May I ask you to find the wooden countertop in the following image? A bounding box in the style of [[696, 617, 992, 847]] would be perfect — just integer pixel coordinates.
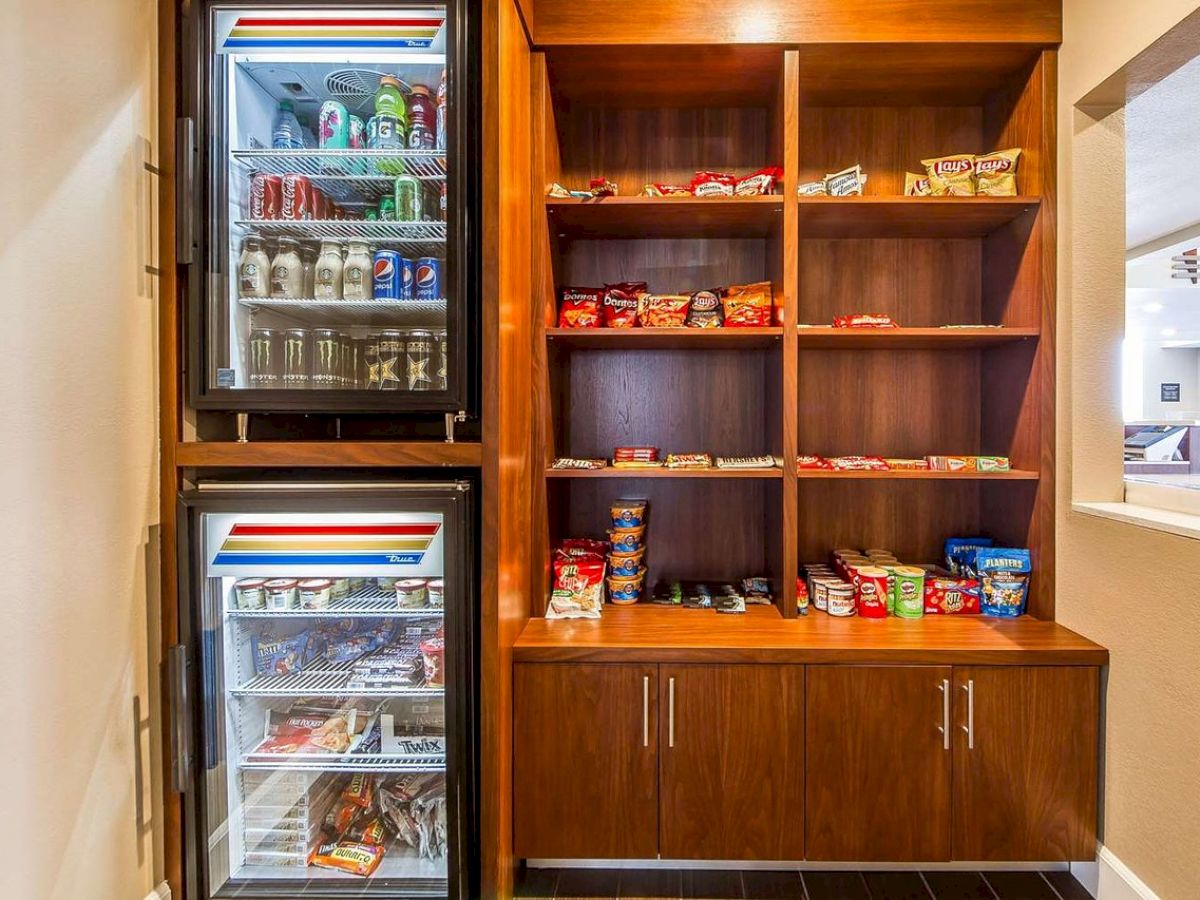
[[514, 605, 1108, 665]]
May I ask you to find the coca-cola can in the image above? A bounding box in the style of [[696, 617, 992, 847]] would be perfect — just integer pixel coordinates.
[[334, 205, 346, 221], [250, 173, 282, 220], [312, 186, 330, 221], [281, 173, 312, 220]]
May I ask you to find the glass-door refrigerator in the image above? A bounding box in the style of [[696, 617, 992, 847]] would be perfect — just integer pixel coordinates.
[[181, 2, 477, 413], [172, 481, 475, 898]]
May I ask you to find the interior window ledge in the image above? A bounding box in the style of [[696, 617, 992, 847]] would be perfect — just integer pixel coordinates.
[[1072, 500, 1200, 542]]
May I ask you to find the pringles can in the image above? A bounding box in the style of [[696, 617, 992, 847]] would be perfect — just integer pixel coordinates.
[[855, 567, 890, 618], [893, 566, 927, 619]]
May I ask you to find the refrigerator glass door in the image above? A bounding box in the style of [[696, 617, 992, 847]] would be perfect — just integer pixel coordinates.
[[200, 4, 465, 410], [193, 505, 457, 896]]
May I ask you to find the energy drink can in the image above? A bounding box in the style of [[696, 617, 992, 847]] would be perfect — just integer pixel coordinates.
[[376, 329, 405, 391], [405, 329, 433, 391], [311, 329, 341, 389]]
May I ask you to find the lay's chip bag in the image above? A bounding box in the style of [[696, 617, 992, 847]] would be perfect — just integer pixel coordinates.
[[974, 148, 1022, 196]]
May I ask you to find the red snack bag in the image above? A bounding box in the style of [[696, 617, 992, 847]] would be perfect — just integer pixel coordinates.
[[721, 281, 773, 327], [549, 553, 606, 619], [924, 577, 982, 614], [796, 455, 833, 469], [557, 286, 603, 328], [832, 313, 899, 328], [640, 294, 691, 327], [602, 282, 647, 328], [643, 183, 693, 197], [587, 177, 618, 197], [690, 171, 737, 197], [343, 772, 375, 809], [310, 841, 386, 877], [558, 538, 609, 560], [734, 166, 783, 196], [613, 446, 660, 461]]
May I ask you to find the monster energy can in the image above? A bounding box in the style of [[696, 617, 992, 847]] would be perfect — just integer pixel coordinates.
[[338, 333, 353, 387], [377, 329, 405, 391], [248, 327, 282, 388], [312, 329, 341, 389], [432, 328, 448, 390], [282, 328, 311, 389], [405, 329, 433, 391]]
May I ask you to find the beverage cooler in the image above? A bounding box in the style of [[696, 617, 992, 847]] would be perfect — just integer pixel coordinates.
[[181, 2, 477, 412], [172, 481, 475, 898]]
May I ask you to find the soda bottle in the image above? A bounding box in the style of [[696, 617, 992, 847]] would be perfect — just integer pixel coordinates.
[[272, 100, 305, 150], [436, 69, 447, 151], [407, 85, 436, 150]]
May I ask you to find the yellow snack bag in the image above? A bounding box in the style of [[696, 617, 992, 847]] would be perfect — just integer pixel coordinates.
[[974, 148, 1022, 196], [921, 154, 976, 196], [904, 172, 932, 197]]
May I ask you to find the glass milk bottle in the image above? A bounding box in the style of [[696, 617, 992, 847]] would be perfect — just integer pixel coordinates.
[[268, 237, 303, 298], [342, 239, 373, 300], [314, 239, 344, 300], [237, 233, 269, 298]]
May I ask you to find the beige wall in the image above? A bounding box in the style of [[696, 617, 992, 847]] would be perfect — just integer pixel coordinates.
[[0, 0, 161, 898], [1059, 3, 1200, 898]]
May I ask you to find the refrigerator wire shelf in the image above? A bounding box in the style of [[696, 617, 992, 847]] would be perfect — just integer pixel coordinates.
[[229, 586, 446, 619], [232, 148, 447, 181], [238, 297, 447, 329], [233, 659, 445, 698], [240, 752, 446, 774], [236, 219, 446, 255]]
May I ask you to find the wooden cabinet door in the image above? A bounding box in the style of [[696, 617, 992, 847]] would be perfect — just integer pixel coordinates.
[[953, 666, 1099, 861], [658, 664, 804, 860], [513, 663, 658, 859], [806, 665, 953, 861]]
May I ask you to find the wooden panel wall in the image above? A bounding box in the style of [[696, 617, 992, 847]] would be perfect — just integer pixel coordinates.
[[527, 0, 1062, 46], [480, 0, 536, 898]]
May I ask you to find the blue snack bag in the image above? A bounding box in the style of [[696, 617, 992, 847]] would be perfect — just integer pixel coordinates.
[[944, 536, 993, 576], [976, 548, 1032, 618]]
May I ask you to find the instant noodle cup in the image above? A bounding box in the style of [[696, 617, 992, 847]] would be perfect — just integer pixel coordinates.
[[607, 570, 646, 604], [607, 549, 645, 577], [609, 526, 646, 553], [610, 498, 648, 528]]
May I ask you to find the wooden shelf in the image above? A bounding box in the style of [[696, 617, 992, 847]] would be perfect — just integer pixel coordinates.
[[546, 196, 784, 240], [547, 467, 782, 479], [175, 441, 482, 468], [547, 327, 783, 349], [796, 326, 1039, 350], [797, 196, 1039, 238], [514, 605, 1108, 666], [796, 469, 1039, 480]]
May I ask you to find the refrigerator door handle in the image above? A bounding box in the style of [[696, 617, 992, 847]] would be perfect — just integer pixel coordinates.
[[167, 644, 191, 793], [175, 117, 195, 264]]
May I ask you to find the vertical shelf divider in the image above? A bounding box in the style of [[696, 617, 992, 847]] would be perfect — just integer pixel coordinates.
[[780, 50, 801, 618]]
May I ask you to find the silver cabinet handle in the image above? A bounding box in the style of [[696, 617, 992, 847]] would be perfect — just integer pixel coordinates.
[[961, 679, 975, 749], [642, 675, 649, 747], [938, 678, 950, 750], [668, 676, 675, 748]]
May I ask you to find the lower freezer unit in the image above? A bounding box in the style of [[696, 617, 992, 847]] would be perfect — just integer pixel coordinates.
[[174, 481, 474, 898]]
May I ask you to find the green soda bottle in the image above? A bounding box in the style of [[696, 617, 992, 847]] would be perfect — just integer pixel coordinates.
[[374, 75, 408, 174]]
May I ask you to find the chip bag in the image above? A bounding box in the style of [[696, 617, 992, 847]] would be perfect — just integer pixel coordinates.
[[685, 290, 723, 327], [734, 166, 783, 196], [601, 282, 646, 328], [640, 294, 691, 327], [974, 148, 1022, 196], [548, 552, 605, 619], [922, 154, 976, 196], [721, 281, 773, 327], [976, 548, 1032, 618], [557, 286, 603, 328], [904, 172, 932, 196]]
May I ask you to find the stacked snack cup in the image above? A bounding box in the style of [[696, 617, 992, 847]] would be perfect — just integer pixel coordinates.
[[607, 498, 648, 604]]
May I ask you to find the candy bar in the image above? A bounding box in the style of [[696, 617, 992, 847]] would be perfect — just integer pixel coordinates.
[[832, 313, 899, 328], [664, 453, 713, 469], [642, 183, 692, 197], [715, 455, 777, 469], [551, 457, 608, 469], [829, 456, 889, 471], [690, 171, 737, 196], [798, 180, 827, 196]]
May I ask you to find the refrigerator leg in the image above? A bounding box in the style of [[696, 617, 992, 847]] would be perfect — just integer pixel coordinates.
[[236, 412, 249, 443], [444, 411, 468, 443]]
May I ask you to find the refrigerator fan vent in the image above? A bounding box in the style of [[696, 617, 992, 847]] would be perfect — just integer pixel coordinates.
[[324, 69, 412, 113]]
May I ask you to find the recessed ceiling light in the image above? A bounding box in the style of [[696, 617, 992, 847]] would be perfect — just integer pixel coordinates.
[[1144, 302, 1164, 313], [1161, 327, 1178, 337]]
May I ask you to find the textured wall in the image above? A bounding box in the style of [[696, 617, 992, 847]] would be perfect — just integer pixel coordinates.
[[1058, 2, 1200, 898], [0, 0, 161, 897]]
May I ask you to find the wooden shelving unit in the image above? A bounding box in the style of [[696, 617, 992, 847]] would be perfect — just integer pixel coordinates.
[[531, 42, 1058, 623], [547, 467, 782, 479], [175, 440, 483, 468]]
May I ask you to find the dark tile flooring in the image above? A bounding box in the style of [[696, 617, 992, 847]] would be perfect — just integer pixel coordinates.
[[514, 867, 1093, 900]]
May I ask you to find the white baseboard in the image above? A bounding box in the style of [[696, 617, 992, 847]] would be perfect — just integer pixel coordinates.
[[143, 882, 171, 900], [1095, 846, 1160, 900]]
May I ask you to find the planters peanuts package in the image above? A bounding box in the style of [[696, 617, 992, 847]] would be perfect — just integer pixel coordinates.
[[976, 548, 1032, 618], [944, 536, 993, 577]]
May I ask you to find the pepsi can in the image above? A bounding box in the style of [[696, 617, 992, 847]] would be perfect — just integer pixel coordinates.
[[398, 256, 415, 300], [414, 257, 442, 301], [373, 249, 403, 300]]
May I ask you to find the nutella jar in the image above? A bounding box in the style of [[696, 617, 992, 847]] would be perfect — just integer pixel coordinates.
[[298, 578, 333, 610], [233, 578, 267, 610], [826, 581, 857, 617], [264, 578, 299, 610]]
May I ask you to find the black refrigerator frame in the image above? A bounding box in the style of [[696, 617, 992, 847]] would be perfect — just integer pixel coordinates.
[[178, 0, 481, 415], [173, 480, 477, 899]]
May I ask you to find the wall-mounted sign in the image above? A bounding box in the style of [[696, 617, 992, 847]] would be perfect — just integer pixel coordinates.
[[1161, 382, 1181, 402]]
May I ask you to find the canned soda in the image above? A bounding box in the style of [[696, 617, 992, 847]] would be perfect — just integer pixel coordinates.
[[436, 68, 447, 151], [363, 206, 379, 221], [398, 257, 415, 300], [282, 328, 311, 389], [377, 330, 405, 390], [349, 115, 365, 149], [249, 173, 282, 219], [318, 100, 350, 149], [364, 335, 381, 389], [433, 328, 447, 390], [379, 195, 397, 221], [339, 333, 352, 387], [414, 257, 441, 301], [280, 174, 311, 220], [248, 328, 282, 388], [394, 174, 422, 221], [405, 330, 433, 391], [439, 181, 447, 221], [350, 338, 369, 389], [312, 328, 341, 389], [373, 249, 404, 299], [311, 186, 329, 220]]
